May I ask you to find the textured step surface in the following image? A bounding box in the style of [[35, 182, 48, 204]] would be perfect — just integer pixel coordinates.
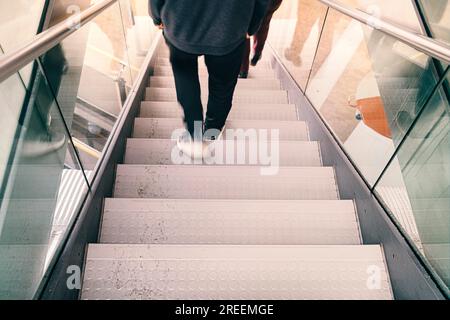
[[114, 165, 339, 200], [145, 87, 289, 104], [149, 76, 281, 90], [124, 139, 322, 166], [100, 199, 361, 245], [82, 41, 395, 301], [133, 118, 310, 141], [140, 101, 298, 121], [81, 244, 393, 300]]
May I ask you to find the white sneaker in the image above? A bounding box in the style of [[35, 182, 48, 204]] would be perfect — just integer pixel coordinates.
[[22, 131, 66, 158], [203, 127, 224, 142], [202, 127, 225, 161], [176, 131, 205, 160]]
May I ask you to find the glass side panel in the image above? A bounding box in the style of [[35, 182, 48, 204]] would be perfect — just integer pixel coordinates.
[[39, 2, 133, 172], [0, 65, 29, 192], [39, 0, 156, 172], [268, 0, 449, 295], [269, 0, 329, 89], [418, 0, 450, 44], [0, 0, 158, 300], [128, 0, 160, 72], [340, 0, 424, 32], [0, 65, 89, 300], [304, 8, 438, 185], [375, 73, 450, 292], [0, 1, 46, 55], [0, 1, 47, 172]]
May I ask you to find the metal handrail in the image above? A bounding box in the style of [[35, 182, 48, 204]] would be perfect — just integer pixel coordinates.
[[319, 0, 450, 64], [0, 0, 117, 83], [2, 0, 450, 83]]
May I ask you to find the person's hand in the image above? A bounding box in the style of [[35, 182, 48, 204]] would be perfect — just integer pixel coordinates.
[[158, 23, 164, 30]]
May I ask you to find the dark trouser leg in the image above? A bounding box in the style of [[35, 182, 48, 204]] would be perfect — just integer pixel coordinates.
[[254, 0, 283, 54], [167, 41, 203, 138], [204, 41, 246, 131], [26, 45, 66, 137], [240, 37, 251, 74]]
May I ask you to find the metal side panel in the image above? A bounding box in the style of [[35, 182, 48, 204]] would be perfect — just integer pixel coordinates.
[[113, 165, 339, 200], [100, 199, 361, 245], [149, 76, 281, 90], [132, 118, 310, 141], [145, 88, 289, 104], [81, 244, 393, 300], [124, 139, 322, 167]]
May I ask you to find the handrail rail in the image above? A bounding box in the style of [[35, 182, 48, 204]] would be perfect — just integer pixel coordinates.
[[319, 0, 450, 64], [0, 0, 117, 83], [2, 0, 449, 84]]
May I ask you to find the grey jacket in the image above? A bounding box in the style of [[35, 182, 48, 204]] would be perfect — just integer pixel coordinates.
[[149, 0, 270, 55]]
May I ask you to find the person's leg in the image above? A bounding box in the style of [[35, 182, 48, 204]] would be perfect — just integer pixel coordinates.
[[204, 41, 246, 133], [239, 37, 251, 78], [22, 45, 68, 158], [167, 40, 203, 138], [285, 0, 323, 66], [253, 0, 283, 60]]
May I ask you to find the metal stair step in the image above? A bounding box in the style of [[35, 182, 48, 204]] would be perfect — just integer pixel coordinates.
[[149, 76, 281, 90], [124, 139, 322, 167], [145, 87, 289, 104], [153, 66, 275, 78], [100, 199, 361, 245], [132, 118, 310, 141], [139, 101, 297, 121], [113, 165, 339, 200], [79, 39, 396, 301], [81, 244, 393, 300]]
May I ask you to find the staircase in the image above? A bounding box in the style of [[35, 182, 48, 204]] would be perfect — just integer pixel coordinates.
[[81, 43, 394, 300]]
